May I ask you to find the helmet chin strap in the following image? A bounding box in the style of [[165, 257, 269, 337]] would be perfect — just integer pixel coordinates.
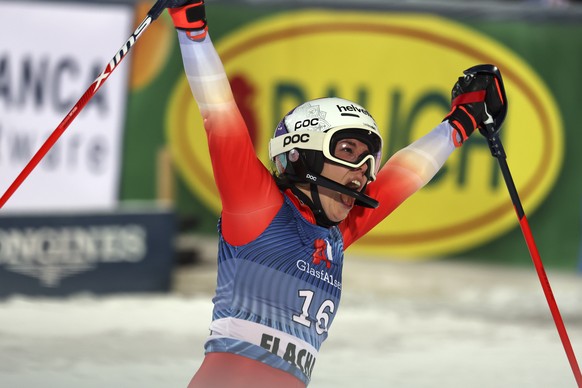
[[288, 184, 339, 228]]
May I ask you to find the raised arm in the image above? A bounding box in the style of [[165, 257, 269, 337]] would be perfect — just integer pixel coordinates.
[[341, 67, 507, 247], [170, 2, 284, 245]]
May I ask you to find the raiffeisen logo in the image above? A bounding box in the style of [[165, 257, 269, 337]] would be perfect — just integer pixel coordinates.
[[167, 11, 563, 257]]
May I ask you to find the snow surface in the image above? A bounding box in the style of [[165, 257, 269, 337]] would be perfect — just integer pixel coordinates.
[[1, 256, 581, 388]]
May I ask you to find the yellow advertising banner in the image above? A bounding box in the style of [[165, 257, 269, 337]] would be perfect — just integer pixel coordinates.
[[165, 11, 563, 257]]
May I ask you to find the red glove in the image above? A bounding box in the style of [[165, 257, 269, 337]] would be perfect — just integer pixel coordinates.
[[444, 67, 506, 147], [168, 0, 207, 41]]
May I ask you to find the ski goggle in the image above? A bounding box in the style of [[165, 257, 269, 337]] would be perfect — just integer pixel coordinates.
[[269, 126, 383, 181]]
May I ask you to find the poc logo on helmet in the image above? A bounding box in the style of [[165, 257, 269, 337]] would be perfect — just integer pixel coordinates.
[[294, 118, 319, 130], [283, 133, 310, 147]]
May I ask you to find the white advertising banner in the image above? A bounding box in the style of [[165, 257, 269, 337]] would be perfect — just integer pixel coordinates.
[[0, 1, 133, 212]]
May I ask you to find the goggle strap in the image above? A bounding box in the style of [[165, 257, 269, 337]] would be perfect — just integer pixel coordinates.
[[268, 131, 327, 159]]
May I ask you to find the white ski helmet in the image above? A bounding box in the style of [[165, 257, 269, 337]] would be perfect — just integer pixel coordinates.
[[269, 97, 383, 208]]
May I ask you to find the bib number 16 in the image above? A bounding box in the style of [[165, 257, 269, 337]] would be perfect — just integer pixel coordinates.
[[292, 289, 335, 335]]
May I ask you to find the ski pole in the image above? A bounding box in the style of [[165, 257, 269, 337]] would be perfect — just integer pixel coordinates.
[[468, 64, 582, 387]]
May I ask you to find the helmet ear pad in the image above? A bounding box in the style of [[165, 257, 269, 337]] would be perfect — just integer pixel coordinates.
[[300, 149, 325, 175], [280, 149, 325, 178]]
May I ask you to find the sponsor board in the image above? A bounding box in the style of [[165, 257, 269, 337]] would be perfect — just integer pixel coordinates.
[[0, 210, 175, 297], [0, 2, 132, 211]]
